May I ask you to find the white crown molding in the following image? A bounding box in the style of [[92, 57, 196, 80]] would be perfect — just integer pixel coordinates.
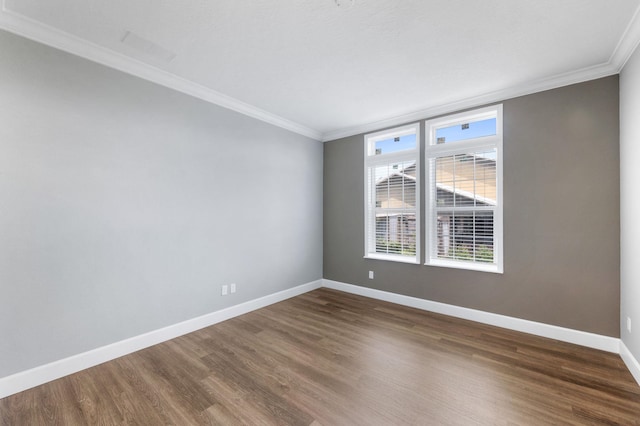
[[322, 279, 621, 354], [2, 1, 639, 145], [321, 61, 618, 142], [0, 3, 323, 141], [610, 2, 640, 71], [0, 279, 322, 399], [620, 341, 640, 386], [322, 2, 640, 142]]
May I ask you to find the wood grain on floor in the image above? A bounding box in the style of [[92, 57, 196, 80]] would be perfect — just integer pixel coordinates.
[[1, 288, 639, 425]]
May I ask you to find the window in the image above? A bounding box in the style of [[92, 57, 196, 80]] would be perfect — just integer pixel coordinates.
[[425, 105, 503, 273], [364, 123, 420, 263]]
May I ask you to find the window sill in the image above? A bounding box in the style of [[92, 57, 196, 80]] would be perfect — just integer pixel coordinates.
[[364, 253, 420, 264], [425, 258, 503, 274]]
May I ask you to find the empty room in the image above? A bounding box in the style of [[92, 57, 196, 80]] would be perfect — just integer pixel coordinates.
[[2, 0, 640, 424]]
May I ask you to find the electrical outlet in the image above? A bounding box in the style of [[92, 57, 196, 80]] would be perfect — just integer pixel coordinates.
[[230, 283, 236, 294], [627, 317, 632, 333], [221, 284, 228, 296], [369, 271, 374, 279]]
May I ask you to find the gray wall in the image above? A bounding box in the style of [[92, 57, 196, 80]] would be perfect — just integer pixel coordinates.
[[324, 76, 620, 337], [0, 30, 323, 378], [621, 46, 640, 359]]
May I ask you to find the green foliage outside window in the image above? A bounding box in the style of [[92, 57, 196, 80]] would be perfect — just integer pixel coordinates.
[[449, 244, 493, 262], [376, 239, 416, 256]]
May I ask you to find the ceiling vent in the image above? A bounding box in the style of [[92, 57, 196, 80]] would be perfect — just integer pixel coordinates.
[[121, 31, 176, 63]]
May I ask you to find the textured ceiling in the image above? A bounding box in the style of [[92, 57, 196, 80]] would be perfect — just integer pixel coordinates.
[[2, 0, 640, 141]]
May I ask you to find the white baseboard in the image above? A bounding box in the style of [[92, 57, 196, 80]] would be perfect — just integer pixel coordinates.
[[322, 279, 621, 354], [620, 341, 640, 386], [1, 278, 631, 400], [0, 279, 322, 399]]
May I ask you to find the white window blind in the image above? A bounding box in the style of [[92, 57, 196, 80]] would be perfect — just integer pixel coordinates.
[[425, 105, 503, 273], [364, 123, 420, 263]]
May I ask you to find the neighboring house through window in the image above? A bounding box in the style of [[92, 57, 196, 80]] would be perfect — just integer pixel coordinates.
[[364, 123, 420, 263]]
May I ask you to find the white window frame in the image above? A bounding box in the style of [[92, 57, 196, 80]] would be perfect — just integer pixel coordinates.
[[425, 105, 503, 273], [364, 123, 420, 264]]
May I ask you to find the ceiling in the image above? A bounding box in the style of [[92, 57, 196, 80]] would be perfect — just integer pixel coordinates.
[[1, 0, 640, 141]]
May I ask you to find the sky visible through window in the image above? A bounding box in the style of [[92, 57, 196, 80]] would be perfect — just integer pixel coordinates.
[[374, 118, 496, 156], [435, 118, 496, 144], [375, 134, 416, 155]]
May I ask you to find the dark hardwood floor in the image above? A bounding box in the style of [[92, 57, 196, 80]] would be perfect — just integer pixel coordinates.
[[1, 288, 639, 425]]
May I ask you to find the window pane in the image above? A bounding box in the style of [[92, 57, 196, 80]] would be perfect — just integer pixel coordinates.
[[374, 133, 417, 155], [375, 161, 417, 209], [376, 213, 417, 256], [435, 118, 496, 144], [436, 211, 494, 262], [434, 151, 496, 207], [474, 151, 497, 205], [435, 156, 455, 207], [454, 155, 475, 206]]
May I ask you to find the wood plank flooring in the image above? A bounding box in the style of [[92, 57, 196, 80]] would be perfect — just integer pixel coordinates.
[[1, 288, 639, 425]]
